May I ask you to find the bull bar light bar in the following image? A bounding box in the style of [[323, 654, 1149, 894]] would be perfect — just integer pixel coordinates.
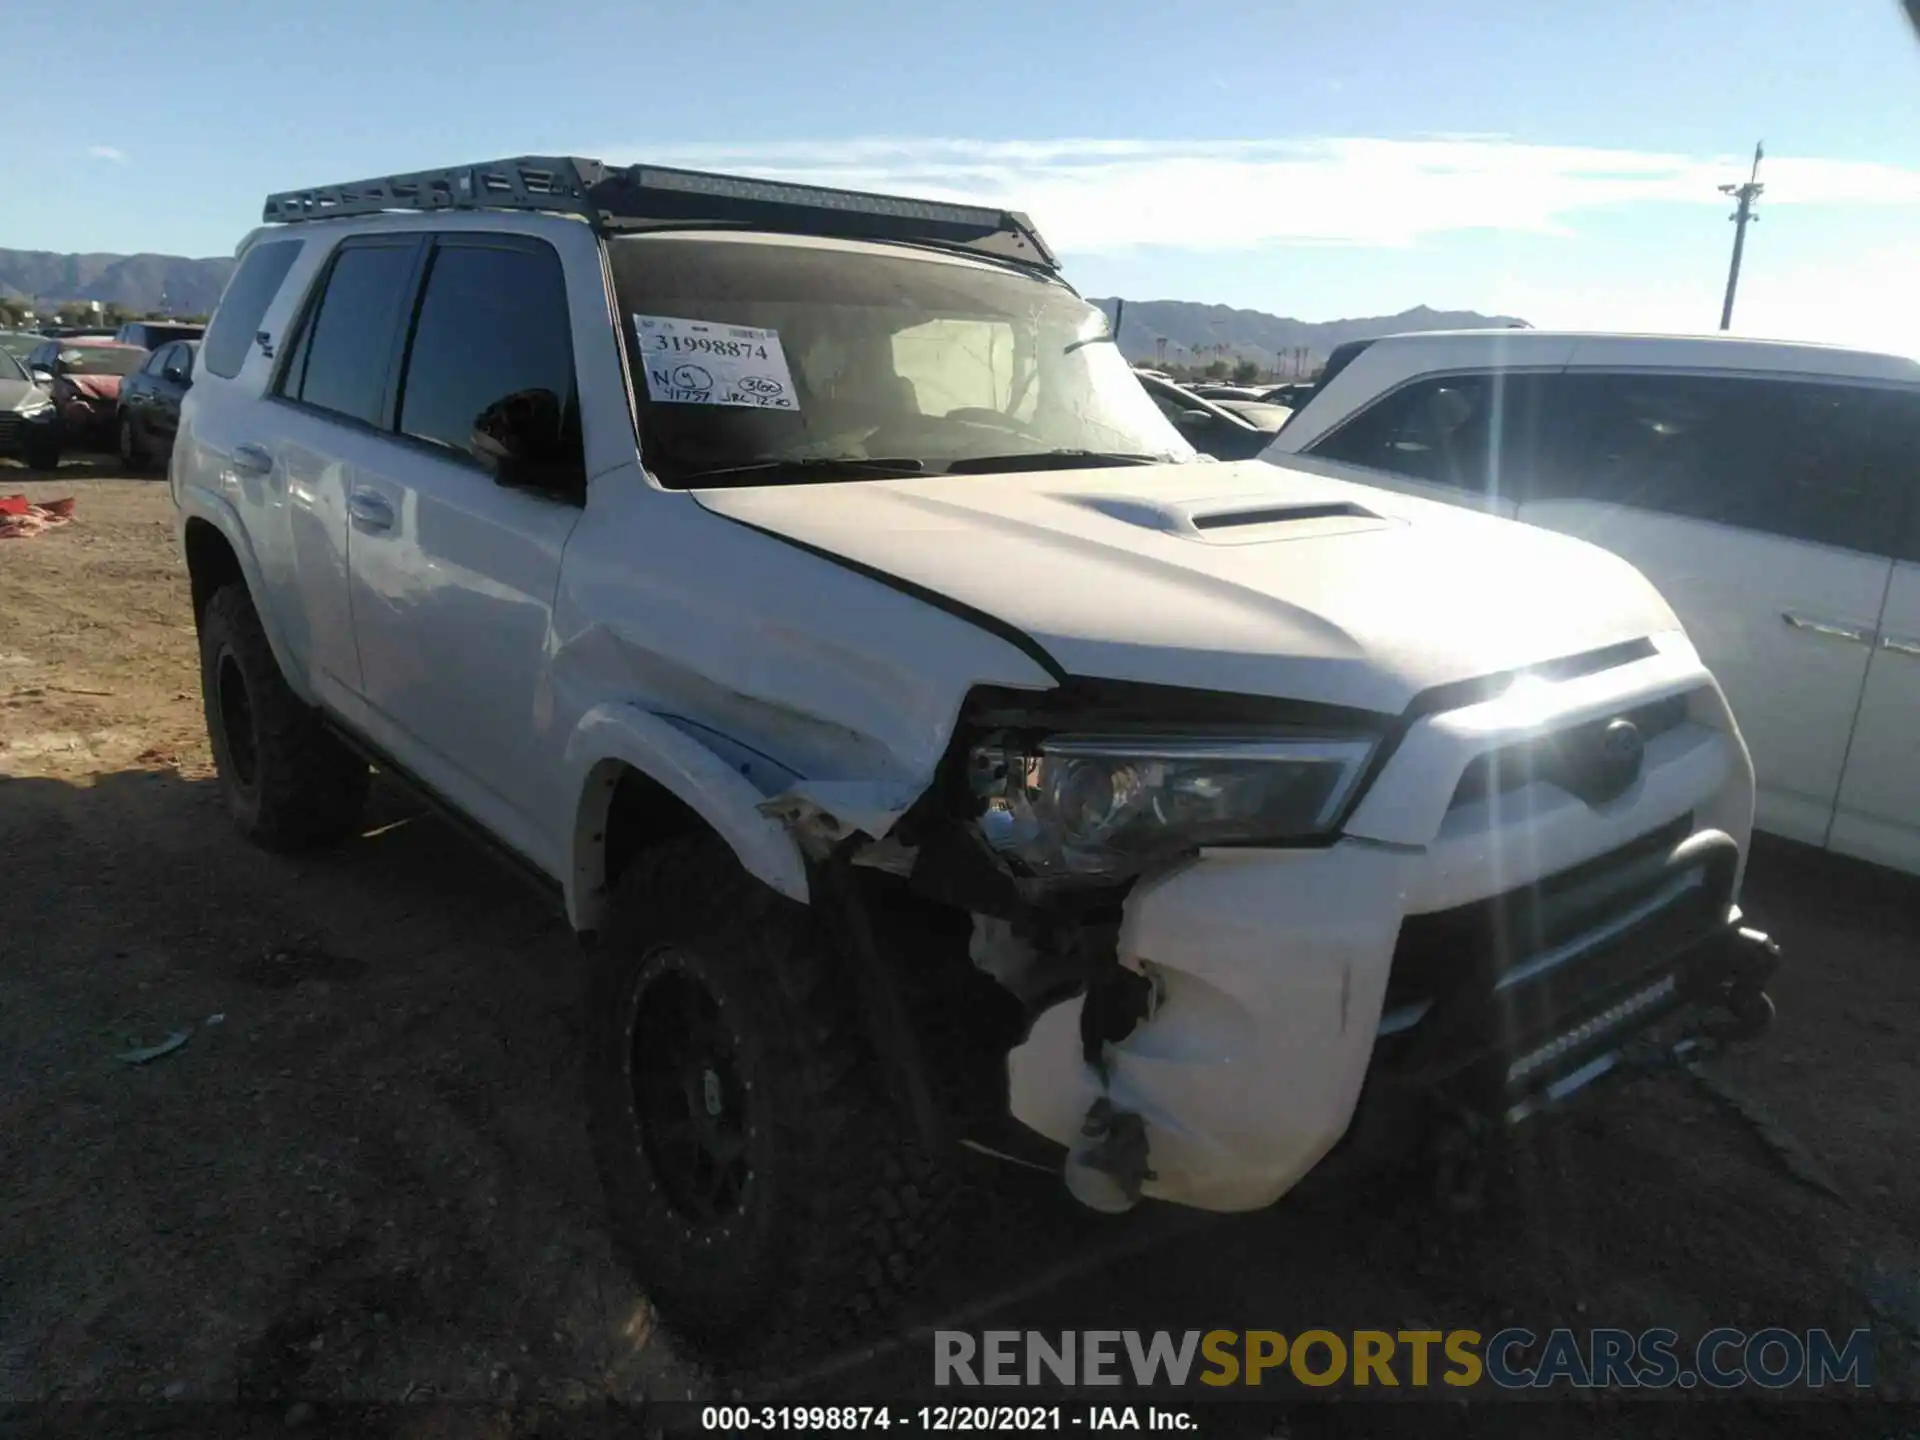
[[260, 155, 1059, 272]]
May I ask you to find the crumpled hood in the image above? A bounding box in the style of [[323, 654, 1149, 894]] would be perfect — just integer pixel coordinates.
[[692, 459, 1682, 715], [62, 374, 122, 403]]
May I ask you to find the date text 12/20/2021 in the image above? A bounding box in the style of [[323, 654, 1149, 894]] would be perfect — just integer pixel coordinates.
[[698, 1405, 1196, 1433]]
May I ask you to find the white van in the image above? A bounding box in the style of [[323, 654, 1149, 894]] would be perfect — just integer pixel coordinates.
[[1267, 331, 1920, 877]]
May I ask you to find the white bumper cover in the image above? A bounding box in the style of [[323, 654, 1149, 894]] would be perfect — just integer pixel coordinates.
[[1006, 633, 1755, 1212]]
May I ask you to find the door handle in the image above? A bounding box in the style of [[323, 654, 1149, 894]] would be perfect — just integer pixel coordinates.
[[1881, 632, 1920, 659], [230, 443, 273, 477], [1782, 612, 1873, 646], [347, 489, 396, 531]]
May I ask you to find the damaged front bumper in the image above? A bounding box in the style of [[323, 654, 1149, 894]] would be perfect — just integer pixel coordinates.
[[1006, 817, 1779, 1214]]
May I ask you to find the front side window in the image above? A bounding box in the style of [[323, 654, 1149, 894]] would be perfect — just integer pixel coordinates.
[[395, 238, 578, 469], [1310, 371, 1547, 499], [278, 240, 418, 426], [1538, 372, 1906, 554], [203, 238, 302, 379], [607, 234, 1191, 486]]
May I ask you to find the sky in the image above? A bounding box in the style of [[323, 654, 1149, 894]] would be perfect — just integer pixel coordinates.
[[8, 0, 1919, 352]]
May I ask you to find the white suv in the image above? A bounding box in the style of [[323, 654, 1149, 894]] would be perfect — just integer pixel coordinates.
[[1266, 329, 1920, 877], [172, 158, 1779, 1358]]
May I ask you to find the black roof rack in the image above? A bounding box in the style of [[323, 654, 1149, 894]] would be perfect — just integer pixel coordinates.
[[261, 155, 1059, 272]]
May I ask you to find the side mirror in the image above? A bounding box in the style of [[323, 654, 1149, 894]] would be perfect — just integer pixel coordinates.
[[28, 367, 53, 385], [164, 365, 190, 386], [1174, 408, 1214, 431], [471, 388, 577, 493]]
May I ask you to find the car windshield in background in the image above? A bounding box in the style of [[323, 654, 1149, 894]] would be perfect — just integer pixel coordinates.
[[0, 349, 27, 383], [57, 345, 145, 377], [607, 233, 1194, 487]]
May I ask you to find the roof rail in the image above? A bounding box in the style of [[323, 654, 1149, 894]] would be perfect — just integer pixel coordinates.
[[261, 155, 1059, 271]]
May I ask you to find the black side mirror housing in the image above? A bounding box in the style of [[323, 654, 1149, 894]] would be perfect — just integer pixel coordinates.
[[471, 388, 581, 497]]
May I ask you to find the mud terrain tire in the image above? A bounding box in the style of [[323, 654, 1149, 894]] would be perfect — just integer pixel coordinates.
[[587, 836, 952, 1362], [199, 583, 369, 851]]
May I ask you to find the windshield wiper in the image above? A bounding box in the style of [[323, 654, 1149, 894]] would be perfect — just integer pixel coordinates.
[[678, 456, 928, 485], [941, 450, 1167, 475]]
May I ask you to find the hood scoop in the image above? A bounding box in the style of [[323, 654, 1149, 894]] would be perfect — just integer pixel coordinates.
[[1191, 500, 1376, 531]]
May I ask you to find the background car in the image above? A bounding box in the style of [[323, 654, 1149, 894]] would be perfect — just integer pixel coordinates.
[[0, 347, 61, 469], [115, 339, 196, 470], [1131, 369, 1279, 459], [114, 320, 207, 351], [1, 330, 46, 365], [1266, 328, 1920, 878], [24, 337, 147, 461]]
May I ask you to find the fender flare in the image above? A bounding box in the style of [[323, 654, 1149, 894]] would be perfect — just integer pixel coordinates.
[[175, 485, 316, 706], [561, 701, 810, 932]]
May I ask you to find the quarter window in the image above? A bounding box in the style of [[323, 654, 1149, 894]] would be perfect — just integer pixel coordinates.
[[203, 239, 302, 380], [1309, 371, 1547, 501], [1537, 373, 1907, 554], [277, 240, 418, 427], [394, 238, 578, 470]]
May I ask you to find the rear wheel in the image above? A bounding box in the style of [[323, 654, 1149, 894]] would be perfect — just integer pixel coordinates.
[[198, 584, 369, 851], [586, 837, 953, 1363], [118, 413, 150, 472]]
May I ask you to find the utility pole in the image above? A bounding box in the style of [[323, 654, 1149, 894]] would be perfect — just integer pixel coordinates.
[[1718, 141, 1765, 332]]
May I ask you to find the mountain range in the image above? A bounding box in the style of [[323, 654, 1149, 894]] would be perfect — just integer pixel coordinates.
[[1090, 298, 1529, 371], [0, 246, 1526, 361]]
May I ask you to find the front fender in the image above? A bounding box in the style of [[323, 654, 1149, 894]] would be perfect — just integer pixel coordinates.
[[174, 484, 314, 706], [561, 701, 811, 932]]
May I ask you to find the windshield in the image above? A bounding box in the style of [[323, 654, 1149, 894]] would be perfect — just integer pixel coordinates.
[[0, 333, 39, 363], [0, 349, 25, 383], [607, 233, 1195, 486], [56, 345, 144, 377]]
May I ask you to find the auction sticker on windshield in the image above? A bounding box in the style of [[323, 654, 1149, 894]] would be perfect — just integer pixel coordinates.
[[633, 314, 799, 410]]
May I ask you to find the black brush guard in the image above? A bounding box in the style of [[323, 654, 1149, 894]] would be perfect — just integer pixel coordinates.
[[1334, 818, 1780, 1166]]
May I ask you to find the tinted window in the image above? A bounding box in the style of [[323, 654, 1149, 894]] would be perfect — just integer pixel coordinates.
[[1311, 371, 1547, 500], [282, 241, 418, 426], [1537, 373, 1906, 553], [1883, 390, 1920, 564], [142, 346, 171, 375], [203, 239, 302, 379], [396, 239, 576, 466]]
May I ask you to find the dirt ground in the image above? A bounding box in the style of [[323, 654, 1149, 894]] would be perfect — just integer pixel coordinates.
[[2, 466, 1918, 1434]]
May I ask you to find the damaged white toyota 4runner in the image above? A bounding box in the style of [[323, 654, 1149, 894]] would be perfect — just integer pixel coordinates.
[[173, 157, 1779, 1357]]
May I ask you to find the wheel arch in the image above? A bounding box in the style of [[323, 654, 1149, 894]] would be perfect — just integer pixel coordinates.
[[177, 498, 314, 705], [563, 702, 811, 933]]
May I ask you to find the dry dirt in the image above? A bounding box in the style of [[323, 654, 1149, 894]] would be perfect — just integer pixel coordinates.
[[2, 466, 1918, 1436]]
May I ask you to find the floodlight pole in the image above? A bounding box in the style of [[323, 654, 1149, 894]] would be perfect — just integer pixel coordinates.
[[1718, 141, 1765, 332]]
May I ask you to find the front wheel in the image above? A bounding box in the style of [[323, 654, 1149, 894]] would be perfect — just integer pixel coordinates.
[[198, 584, 369, 851], [23, 438, 59, 472], [586, 837, 952, 1362]]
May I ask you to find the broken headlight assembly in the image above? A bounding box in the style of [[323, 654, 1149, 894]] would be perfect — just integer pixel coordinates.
[[966, 733, 1377, 881]]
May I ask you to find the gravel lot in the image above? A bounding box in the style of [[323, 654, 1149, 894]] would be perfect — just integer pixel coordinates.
[[2, 466, 1917, 1435]]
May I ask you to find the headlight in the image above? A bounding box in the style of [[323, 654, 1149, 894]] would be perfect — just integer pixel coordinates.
[[967, 732, 1377, 880]]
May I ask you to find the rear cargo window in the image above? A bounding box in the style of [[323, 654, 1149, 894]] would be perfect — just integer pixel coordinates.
[[203, 239, 302, 379]]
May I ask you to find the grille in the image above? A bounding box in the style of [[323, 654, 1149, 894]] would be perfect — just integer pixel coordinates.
[[1449, 690, 1695, 811], [0, 413, 20, 447]]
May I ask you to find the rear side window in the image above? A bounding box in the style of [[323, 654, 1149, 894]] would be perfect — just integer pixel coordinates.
[[1309, 371, 1548, 500], [203, 239, 302, 379], [395, 237, 578, 467], [1538, 373, 1907, 554], [277, 240, 419, 427]]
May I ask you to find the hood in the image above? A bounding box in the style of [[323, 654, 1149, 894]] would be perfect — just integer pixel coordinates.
[[692, 459, 1681, 715], [63, 374, 123, 402]]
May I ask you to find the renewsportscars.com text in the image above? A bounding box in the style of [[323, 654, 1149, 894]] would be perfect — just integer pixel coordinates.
[[933, 1327, 1875, 1392]]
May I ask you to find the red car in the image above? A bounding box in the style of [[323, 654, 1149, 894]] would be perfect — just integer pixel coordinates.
[[24, 338, 148, 461]]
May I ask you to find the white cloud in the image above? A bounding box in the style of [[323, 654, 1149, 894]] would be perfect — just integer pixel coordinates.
[[86, 145, 128, 164], [613, 136, 1920, 255]]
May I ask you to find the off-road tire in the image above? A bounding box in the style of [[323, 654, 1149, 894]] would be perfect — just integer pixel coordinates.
[[587, 836, 953, 1364], [118, 413, 150, 473], [198, 583, 369, 851]]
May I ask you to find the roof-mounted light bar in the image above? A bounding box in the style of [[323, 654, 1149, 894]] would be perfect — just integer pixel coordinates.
[[259, 155, 1058, 272]]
